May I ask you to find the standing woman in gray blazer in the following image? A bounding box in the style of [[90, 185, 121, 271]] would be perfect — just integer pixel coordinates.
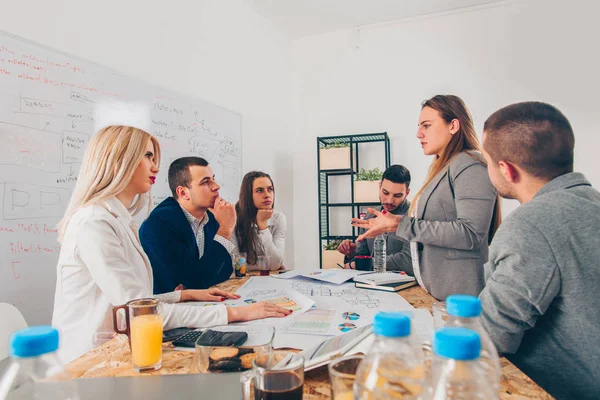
[[352, 95, 501, 300]]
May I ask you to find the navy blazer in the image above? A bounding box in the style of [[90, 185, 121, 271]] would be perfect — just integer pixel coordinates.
[[139, 197, 233, 294]]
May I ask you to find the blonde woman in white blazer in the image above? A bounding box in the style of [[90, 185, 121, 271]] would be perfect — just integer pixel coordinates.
[[52, 126, 290, 363]]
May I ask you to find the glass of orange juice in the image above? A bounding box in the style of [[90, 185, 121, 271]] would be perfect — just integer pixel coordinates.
[[113, 298, 163, 372]]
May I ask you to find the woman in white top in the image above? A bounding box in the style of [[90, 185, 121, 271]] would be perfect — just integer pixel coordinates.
[[52, 126, 290, 363], [232, 171, 287, 270]]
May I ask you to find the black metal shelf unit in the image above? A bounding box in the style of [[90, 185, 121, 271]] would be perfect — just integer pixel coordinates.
[[317, 132, 391, 269]]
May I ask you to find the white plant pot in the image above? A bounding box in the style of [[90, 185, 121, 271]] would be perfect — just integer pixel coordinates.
[[319, 147, 351, 170], [354, 180, 380, 203], [321, 249, 345, 269]]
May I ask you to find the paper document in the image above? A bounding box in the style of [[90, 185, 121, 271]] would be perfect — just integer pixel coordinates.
[[347, 308, 434, 356], [272, 269, 364, 285], [289, 280, 413, 312], [258, 290, 314, 313], [215, 276, 416, 351], [285, 308, 374, 336], [285, 309, 337, 335], [270, 270, 304, 280], [302, 324, 372, 361], [300, 325, 373, 371], [188, 286, 314, 315], [408, 308, 434, 342], [304, 269, 365, 284]]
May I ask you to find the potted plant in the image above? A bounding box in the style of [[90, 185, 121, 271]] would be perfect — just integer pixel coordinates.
[[319, 142, 351, 170], [354, 168, 382, 203], [321, 240, 345, 269]]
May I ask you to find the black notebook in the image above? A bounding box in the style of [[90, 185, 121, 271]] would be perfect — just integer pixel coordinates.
[[355, 280, 417, 292]]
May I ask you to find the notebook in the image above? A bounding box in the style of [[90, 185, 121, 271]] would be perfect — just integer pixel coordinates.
[[353, 271, 416, 286], [355, 280, 417, 292]]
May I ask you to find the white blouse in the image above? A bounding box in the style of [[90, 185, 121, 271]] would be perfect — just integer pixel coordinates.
[[231, 210, 287, 270], [52, 197, 227, 363]]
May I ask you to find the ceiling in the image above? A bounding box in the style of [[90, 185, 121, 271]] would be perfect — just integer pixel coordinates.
[[246, 0, 511, 39]]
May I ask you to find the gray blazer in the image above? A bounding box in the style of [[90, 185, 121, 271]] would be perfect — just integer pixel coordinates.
[[395, 151, 497, 300], [348, 200, 413, 274]]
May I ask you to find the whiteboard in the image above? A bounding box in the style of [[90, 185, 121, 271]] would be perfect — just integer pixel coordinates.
[[0, 31, 242, 325]]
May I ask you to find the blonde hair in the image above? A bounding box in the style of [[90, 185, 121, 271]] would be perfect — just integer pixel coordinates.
[[57, 125, 161, 243], [410, 95, 501, 243]]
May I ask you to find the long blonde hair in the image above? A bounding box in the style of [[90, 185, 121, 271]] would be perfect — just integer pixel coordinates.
[[57, 125, 161, 243], [410, 95, 501, 243]]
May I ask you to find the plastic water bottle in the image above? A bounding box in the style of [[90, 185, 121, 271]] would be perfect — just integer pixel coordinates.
[[445, 295, 501, 390], [354, 312, 426, 399], [373, 234, 387, 273], [430, 327, 498, 400], [0, 326, 79, 400], [234, 253, 247, 277]]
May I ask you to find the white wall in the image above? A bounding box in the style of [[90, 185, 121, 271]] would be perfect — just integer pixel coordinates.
[[0, 0, 296, 266], [1, 0, 597, 275], [291, 0, 600, 270]]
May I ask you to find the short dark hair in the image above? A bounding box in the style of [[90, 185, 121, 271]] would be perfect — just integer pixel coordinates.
[[381, 165, 411, 188], [168, 157, 209, 198], [483, 102, 574, 180]]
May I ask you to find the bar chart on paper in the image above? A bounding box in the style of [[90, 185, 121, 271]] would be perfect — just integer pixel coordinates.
[[264, 296, 305, 312], [286, 309, 337, 335]]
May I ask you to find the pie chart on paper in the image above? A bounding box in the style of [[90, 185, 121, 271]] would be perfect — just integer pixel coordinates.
[[338, 323, 356, 332], [341, 312, 360, 321]]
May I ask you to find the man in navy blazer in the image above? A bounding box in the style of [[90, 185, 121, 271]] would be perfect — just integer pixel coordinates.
[[140, 157, 236, 294]]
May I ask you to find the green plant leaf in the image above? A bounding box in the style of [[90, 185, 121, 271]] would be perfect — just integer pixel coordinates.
[[355, 167, 383, 181], [322, 239, 343, 250], [322, 142, 350, 149]]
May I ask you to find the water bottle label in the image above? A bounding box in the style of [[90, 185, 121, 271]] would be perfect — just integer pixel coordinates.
[[373, 235, 387, 273]]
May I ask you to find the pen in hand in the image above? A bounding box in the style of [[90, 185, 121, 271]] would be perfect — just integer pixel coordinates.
[[337, 263, 345, 269]]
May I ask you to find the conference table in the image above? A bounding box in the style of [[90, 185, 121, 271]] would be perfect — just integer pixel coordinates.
[[65, 273, 553, 399]]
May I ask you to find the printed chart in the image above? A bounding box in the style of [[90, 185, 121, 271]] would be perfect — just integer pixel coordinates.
[[338, 323, 357, 333], [224, 276, 418, 349], [265, 296, 304, 312], [342, 312, 360, 321], [286, 309, 336, 335]]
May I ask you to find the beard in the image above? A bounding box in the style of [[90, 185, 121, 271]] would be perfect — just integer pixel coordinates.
[[498, 189, 516, 200], [380, 199, 398, 212], [493, 178, 517, 200]]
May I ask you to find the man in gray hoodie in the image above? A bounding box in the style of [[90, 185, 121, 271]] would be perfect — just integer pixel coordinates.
[[479, 101, 600, 399]]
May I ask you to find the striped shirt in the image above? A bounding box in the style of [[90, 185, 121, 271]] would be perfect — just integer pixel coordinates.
[[179, 205, 234, 258]]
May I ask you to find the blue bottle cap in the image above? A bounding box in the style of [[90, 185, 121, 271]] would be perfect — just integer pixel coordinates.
[[10, 326, 60, 358], [446, 294, 482, 318], [239, 258, 246, 263], [373, 312, 411, 337], [434, 327, 480, 361]]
